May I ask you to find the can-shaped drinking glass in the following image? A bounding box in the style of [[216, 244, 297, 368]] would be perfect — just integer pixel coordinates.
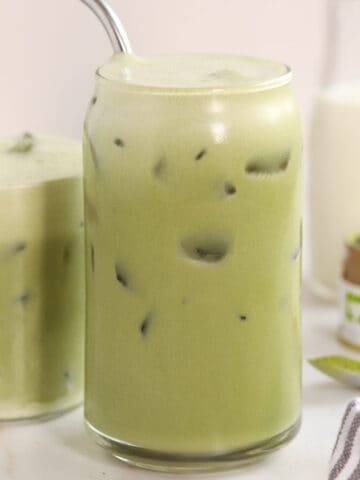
[[83, 54, 302, 472]]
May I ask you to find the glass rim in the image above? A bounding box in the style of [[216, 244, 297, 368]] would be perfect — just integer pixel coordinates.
[[95, 54, 292, 95]]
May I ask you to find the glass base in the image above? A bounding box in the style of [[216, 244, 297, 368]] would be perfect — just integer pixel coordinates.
[[85, 417, 301, 473], [0, 401, 82, 425]]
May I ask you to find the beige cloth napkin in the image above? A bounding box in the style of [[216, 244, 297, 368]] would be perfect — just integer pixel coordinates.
[[329, 399, 360, 479]]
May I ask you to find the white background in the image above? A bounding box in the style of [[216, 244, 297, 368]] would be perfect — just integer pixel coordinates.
[[0, 0, 330, 269]]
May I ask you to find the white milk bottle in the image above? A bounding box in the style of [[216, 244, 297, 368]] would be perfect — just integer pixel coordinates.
[[309, 0, 360, 299]]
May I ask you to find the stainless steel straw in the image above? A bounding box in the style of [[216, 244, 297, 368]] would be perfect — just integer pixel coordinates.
[[80, 0, 132, 53]]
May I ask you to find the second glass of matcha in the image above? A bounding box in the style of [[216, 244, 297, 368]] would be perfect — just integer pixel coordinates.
[[83, 54, 302, 471]]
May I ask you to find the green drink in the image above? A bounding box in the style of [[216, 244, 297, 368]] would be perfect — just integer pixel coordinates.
[[0, 134, 84, 420], [84, 55, 302, 471]]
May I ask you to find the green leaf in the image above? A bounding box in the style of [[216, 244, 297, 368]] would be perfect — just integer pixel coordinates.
[[309, 355, 360, 388]]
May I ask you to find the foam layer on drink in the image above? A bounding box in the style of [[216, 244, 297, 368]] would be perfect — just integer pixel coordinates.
[[98, 54, 290, 91], [0, 134, 82, 187]]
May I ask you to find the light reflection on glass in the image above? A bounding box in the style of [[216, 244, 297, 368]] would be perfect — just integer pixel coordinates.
[[211, 122, 227, 143], [208, 98, 225, 114]]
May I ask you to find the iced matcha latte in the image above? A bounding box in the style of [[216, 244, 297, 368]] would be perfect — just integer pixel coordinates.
[[84, 55, 302, 470], [0, 134, 84, 420]]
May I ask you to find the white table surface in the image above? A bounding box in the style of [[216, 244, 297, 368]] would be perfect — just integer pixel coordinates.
[[0, 284, 358, 480]]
